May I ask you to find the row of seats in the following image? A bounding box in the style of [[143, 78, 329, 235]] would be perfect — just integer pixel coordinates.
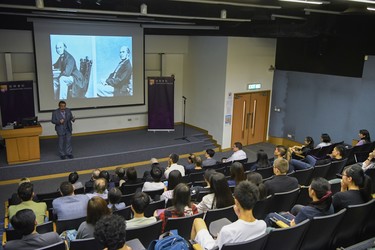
[[12, 197, 374, 250]]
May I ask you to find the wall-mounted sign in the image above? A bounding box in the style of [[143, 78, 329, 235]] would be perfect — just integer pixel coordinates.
[[247, 83, 261, 90]]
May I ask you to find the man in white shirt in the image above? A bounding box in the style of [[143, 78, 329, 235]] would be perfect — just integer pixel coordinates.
[[191, 181, 267, 250], [226, 142, 247, 162], [164, 153, 185, 178]]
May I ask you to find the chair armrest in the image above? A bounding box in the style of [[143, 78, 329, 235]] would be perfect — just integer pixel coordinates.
[[275, 220, 290, 228], [2, 231, 7, 247], [4, 201, 9, 219], [4, 217, 9, 229], [53, 222, 57, 232]]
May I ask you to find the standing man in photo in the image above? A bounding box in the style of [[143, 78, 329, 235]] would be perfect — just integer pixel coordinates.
[[53, 42, 85, 99], [97, 45, 133, 97], [51, 101, 75, 160]]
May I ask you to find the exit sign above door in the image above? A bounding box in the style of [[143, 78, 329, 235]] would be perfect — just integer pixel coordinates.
[[247, 83, 261, 90]]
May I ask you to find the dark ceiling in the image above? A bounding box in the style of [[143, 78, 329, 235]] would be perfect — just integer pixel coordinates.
[[0, 0, 374, 38]]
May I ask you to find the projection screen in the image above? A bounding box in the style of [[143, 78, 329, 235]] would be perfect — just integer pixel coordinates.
[[33, 19, 144, 111]]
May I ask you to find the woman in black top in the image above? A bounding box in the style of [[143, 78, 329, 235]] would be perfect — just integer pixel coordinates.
[[332, 164, 372, 212]]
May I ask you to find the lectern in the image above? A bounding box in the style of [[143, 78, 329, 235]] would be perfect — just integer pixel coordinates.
[[0, 125, 42, 164]]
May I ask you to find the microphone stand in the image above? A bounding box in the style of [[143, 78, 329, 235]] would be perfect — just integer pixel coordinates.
[[175, 96, 190, 142]]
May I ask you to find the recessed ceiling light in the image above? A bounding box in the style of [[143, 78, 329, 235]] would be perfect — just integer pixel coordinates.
[[279, 0, 328, 4]]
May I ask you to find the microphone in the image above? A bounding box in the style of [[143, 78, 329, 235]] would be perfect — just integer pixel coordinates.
[[182, 96, 187, 100]]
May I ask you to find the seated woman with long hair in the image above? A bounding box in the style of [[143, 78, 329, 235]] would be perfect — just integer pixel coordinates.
[[196, 172, 234, 213], [227, 162, 246, 187], [247, 172, 268, 200], [265, 177, 334, 227], [76, 196, 111, 239], [157, 183, 199, 232], [356, 129, 371, 146], [161, 170, 182, 201], [288, 136, 314, 160], [289, 177, 334, 226], [252, 150, 271, 171], [315, 133, 332, 149], [332, 164, 372, 212]]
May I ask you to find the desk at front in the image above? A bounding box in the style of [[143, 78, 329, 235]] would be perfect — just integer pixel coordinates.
[[0, 125, 42, 165]]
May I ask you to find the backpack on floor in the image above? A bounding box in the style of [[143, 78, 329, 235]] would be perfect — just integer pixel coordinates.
[[148, 230, 191, 250]]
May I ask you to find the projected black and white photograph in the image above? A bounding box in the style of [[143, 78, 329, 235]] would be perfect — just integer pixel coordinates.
[[50, 35, 133, 100]]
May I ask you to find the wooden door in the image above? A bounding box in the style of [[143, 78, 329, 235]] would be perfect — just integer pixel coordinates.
[[231, 91, 270, 146], [231, 94, 251, 146], [248, 91, 269, 144]]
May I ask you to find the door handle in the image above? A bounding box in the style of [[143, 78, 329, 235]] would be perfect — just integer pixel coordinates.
[[247, 113, 251, 129], [252, 100, 257, 135], [241, 100, 246, 139]]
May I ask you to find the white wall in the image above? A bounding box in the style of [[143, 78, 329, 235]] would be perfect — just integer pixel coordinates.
[[221, 37, 277, 148], [183, 36, 228, 146]]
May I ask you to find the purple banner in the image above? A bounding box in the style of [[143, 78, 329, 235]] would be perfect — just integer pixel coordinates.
[[148, 76, 174, 130]]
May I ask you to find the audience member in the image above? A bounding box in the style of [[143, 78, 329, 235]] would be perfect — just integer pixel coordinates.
[[196, 172, 234, 213], [316, 133, 332, 148], [288, 136, 314, 159], [191, 181, 266, 250], [361, 149, 375, 172], [265, 177, 334, 227], [164, 153, 185, 178], [227, 162, 246, 186], [274, 145, 287, 160], [290, 177, 334, 225], [202, 149, 217, 167], [142, 165, 165, 192], [86, 178, 108, 200], [252, 150, 271, 171], [108, 187, 126, 212], [85, 168, 101, 191], [157, 183, 198, 232], [99, 170, 115, 189], [142, 159, 159, 182], [124, 167, 142, 185], [126, 192, 157, 229], [356, 129, 371, 146], [94, 214, 131, 250], [247, 172, 268, 200], [332, 164, 372, 212], [161, 170, 182, 201], [52, 181, 89, 220], [190, 169, 216, 197], [187, 156, 204, 175], [185, 153, 196, 173], [8, 182, 47, 225], [68, 172, 84, 190], [290, 144, 345, 171], [77, 196, 111, 239], [113, 167, 126, 186], [225, 142, 247, 162], [4, 209, 61, 250], [264, 158, 298, 196], [9, 178, 38, 206]]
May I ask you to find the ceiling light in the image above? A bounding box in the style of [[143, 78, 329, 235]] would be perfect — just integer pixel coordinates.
[[271, 14, 306, 20], [279, 0, 328, 4], [35, 0, 44, 8], [96, 0, 101, 6], [368, 6, 375, 10], [141, 24, 219, 30], [304, 8, 341, 14], [348, 0, 375, 4], [76, 0, 82, 4], [140, 4, 147, 15], [220, 9, 227, 19], [168, 0, 281, 9]]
